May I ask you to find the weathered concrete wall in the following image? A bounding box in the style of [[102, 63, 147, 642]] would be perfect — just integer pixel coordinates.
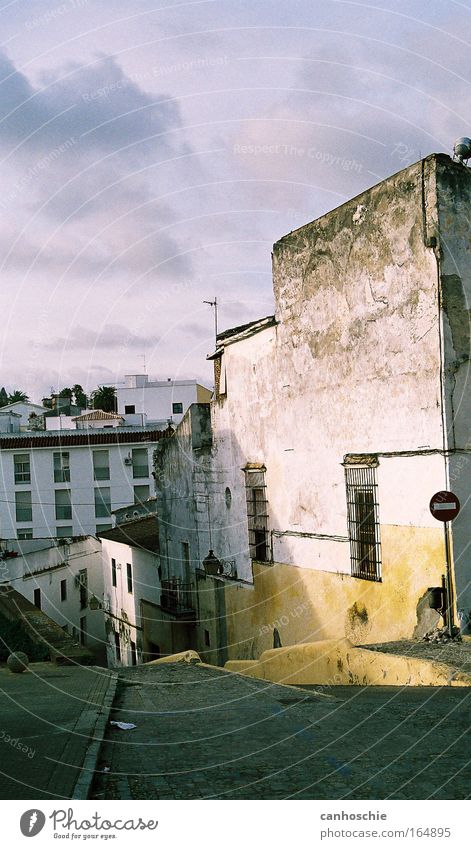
[[435, 156, 471, 629], [208, 158, 446, 586]]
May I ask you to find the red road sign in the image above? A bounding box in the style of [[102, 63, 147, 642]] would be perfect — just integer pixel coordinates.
[[429, 491, 460, 522]]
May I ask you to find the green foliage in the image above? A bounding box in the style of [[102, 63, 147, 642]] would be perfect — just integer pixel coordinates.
[[7, 390, 29, 403], [91, 386, 117, 413]]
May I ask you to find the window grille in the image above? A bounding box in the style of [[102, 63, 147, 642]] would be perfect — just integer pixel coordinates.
[[244, 467, 270, 562], [345, 465, 381, 581]]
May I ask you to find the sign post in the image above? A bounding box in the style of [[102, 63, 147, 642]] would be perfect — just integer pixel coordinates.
[[429, 490, 460, 637]]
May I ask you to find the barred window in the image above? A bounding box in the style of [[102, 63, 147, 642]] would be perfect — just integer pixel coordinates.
[[345, 464, 381, 581], [244, 465, 269, 563]]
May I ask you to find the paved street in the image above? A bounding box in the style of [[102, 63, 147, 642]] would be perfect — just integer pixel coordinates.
[[0, 662, 116, 800], [90, 663, 471, 800]]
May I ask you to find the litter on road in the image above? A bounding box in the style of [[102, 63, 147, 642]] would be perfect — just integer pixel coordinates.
[[110, 721, 137, 731]]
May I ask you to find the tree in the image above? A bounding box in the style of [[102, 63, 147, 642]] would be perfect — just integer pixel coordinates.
[[8, 390, 29, 403], [0, 387, 8, 407], [90, 386, 117, 413], [58, 387, 73, 399], [72, 384, 87, 408]]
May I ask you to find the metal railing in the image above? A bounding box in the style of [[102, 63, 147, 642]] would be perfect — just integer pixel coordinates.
[[160, 578, 195, 618]]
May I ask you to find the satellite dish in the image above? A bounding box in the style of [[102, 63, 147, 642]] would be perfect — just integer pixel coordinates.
[[453, 137, 471, 163]]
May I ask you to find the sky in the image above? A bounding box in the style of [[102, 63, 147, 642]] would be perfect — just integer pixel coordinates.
[[0, 0, 471, 400]]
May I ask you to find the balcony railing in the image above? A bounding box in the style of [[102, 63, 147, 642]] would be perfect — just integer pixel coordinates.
[[160, 578, 195, 619]]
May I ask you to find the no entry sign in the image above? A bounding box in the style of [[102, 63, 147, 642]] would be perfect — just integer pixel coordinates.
[[429, 491, 460, 522]]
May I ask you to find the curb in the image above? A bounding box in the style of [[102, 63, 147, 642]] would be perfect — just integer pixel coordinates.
[[72, 671, 119, 800]]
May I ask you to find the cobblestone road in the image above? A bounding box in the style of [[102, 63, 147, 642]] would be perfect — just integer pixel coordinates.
[[0, 663, 115, 800], [90, 663, 471, 800]]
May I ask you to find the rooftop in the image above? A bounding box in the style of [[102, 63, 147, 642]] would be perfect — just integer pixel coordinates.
[[0, 425, 172, 448]]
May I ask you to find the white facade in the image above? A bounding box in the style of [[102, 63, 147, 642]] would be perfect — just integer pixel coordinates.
[[116, 374, 212, 427], [154, 154, 471, 641], [0, 537, 107, 663], [0, 411, 21, 433], [0, 428, 162, 539], [100, 533, 160, 666], [0, 402, 48, 430]]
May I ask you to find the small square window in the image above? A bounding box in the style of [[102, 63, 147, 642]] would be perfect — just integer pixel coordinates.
[[125, 405, 135, 414], [56, 526, 73, 538], [172, 402, 183, 415]]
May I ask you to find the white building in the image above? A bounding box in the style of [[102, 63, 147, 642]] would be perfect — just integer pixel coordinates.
[[0, 537, 107, 663], [152, 153, 471, 664], [116, 374, 212, 427], [0, 401, 48, 430], [98, 510, 161, 666], [0, 411, 171, 539]]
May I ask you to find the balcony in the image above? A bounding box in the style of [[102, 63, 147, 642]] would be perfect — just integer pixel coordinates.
[[160, 578, 195, 619]]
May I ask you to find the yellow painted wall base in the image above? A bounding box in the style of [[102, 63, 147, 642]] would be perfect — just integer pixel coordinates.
[[223, 525, 447, 661], [224, 639, 471, 687]]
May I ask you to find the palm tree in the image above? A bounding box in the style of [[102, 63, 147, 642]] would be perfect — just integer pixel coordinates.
[[8, 390, 29, 403], [72, 384, 87, 408], [90, 386, 117, 413]]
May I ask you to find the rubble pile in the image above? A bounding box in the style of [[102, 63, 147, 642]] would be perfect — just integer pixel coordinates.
[[422, 626, 462, 644]]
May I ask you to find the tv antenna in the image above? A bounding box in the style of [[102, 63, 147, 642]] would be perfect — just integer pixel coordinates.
[[203, 297, 218, 341]]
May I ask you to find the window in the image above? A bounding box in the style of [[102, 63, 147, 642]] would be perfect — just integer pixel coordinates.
[[14, 453, 30, 484], [111, 558, 117, 588], [94, 487, 111, 518], [53, 451, 70, 483], [132, 448, 148, 478], [127, 562, 133, 594], [130, 640, 137, 666], [244, 466, 269, 562], [345, 464, 382, 582], [172, 402, 183, 415], [204, 629, 210, 647], [34, 588, 41, 609], [125, 404, 135, 414], [60, 579, 67, 602], [134, 484, 150, 505], [114, 631, 121, 663], [93, 450, 110, 481], [80, 616, 87, 646], [96, 523, 112, 533], [15, 491, 32, 523], [17, 529, 33, 540], [55, 489, 72, 521], [56, 526, 73, 538], [78, 569, 88, 609]]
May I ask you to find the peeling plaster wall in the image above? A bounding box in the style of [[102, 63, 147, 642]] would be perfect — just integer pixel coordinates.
[[436, 156, 471, 627], [211, 158, 445, 577]]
